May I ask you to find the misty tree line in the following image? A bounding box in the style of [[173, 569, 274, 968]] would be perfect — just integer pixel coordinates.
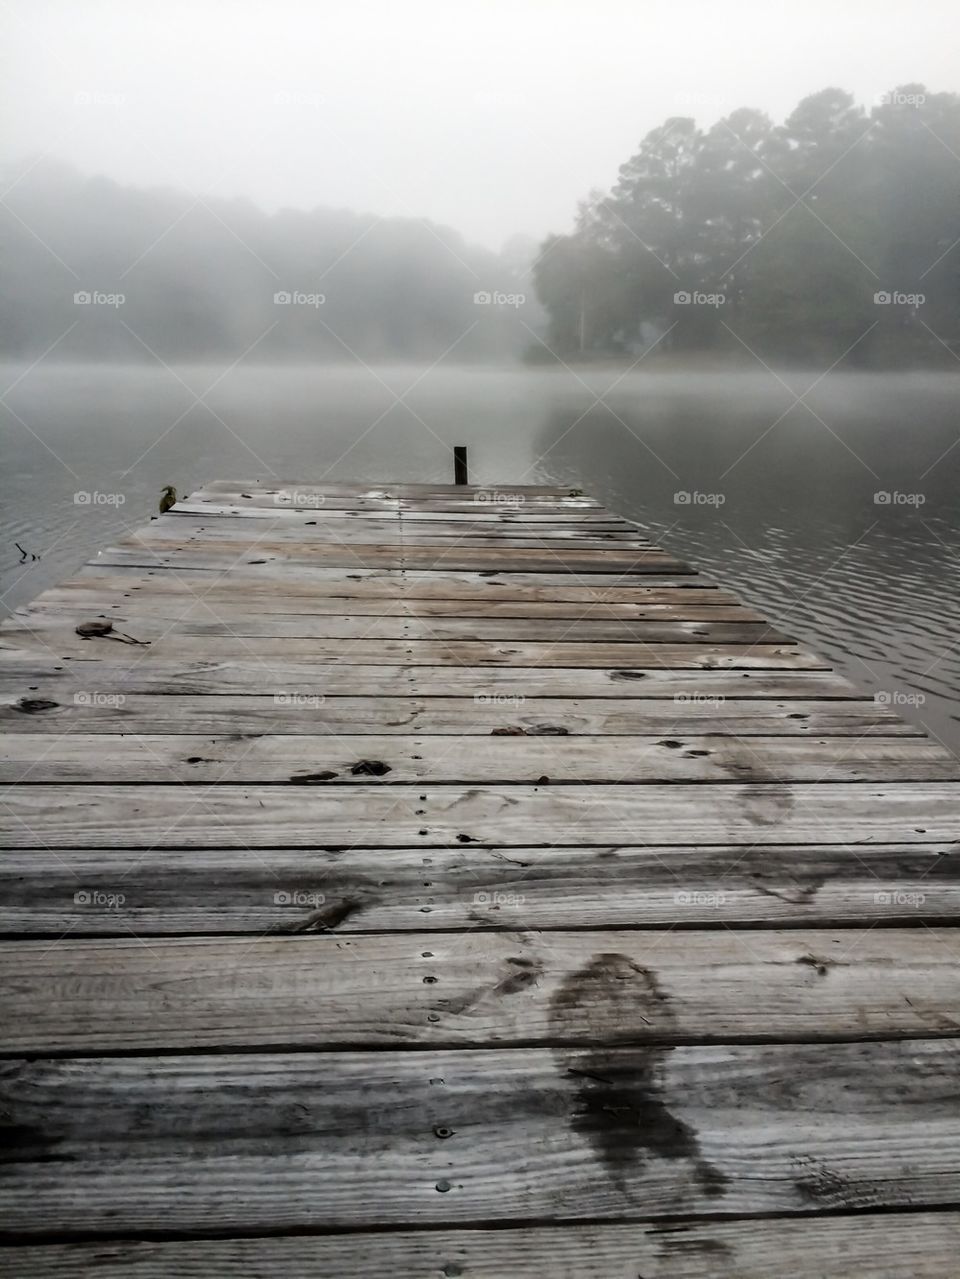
[[532, 87, 960, 366], [0, 161, 537, 361]]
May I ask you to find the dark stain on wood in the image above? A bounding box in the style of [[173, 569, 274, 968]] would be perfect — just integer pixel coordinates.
[[15, 697, 58, 714], [444, 955, 544, 1015], [649, 1223, 733, 1261], [350, 759, 393, 776], [792, 1154, 852, 1206], [750, 871, 824, 905], [550, 953, 727, 1197], [738, 764, 796, 826], [284, 898, 363, 933], [0, 1123, 70, 1163]]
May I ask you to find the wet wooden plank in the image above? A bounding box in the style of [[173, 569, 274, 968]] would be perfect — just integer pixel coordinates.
[[5, 843, 954, 936], [2, 783, 955, 847], [8, 1214, 960, 1279], [3, 928, 960, 1052], [2, 1042, 959, 1235]]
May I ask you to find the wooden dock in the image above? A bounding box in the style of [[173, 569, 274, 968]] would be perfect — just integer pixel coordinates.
[[1, 478, 959, 1276]]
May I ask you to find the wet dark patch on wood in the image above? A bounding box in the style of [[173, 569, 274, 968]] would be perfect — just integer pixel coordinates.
[[284, 898, 363, 933], [443, 955, 544, 1015], [0, 1123, 70, 1163], [550, 952, 727, 1198], [737, 765, 796, 827]]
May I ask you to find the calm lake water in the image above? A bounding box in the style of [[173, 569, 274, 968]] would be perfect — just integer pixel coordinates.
[[2, 362, 958, 750]]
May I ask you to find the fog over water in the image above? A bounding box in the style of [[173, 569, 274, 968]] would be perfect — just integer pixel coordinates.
[[3, 363, 958, 747]]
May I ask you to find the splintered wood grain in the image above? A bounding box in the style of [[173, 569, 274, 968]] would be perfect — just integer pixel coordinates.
[[2, 928, 959, 1052], [3, 844, 956, 936], [2, 783, 955, 847], [2, 1042, 959, 1235], [7, 1214, 960, 1278]]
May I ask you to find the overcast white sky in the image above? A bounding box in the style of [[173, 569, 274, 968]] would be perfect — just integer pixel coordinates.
[[2, 0, 957, 249]]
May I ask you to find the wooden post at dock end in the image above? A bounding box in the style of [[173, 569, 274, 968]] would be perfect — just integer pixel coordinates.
[[454, 446, 468, 485]]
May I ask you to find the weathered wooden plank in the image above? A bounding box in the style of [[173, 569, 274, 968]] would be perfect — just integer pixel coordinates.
[[174, 502, 625, 522], [5, 844, 954, 936], [4, 928, 960, 1052], [98, 539, 690, 572], [198, 480, 591, 495], [2, 733, 953, 784], [2, 1042, 959, 1234], [0, 695, 910, 736], [0, 632, 821, 667], [169, 495, 405, 511], [155, 514, 645, 541], [201, 482, 574, 492], [82, 556, 709, 590], [0, 659, 865, 698], [2, 783, 955, 847], [196, 487, 601, 505], [58, 571, 737, 605], [8, 1214, 960, 1279], [131, 525, 650, 549], [2, 614, 792, 645], [24, 589, 759, 621]]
